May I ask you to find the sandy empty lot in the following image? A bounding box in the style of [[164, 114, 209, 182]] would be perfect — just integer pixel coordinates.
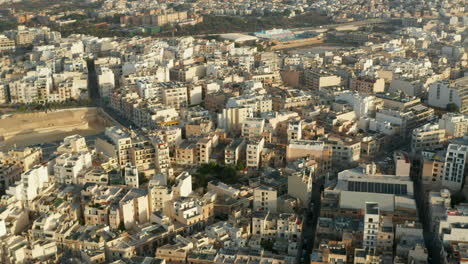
[[0, 107, 113, 149]]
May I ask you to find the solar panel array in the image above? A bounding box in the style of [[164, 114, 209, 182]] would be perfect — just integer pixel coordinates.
[[347, 180, 408, 195]]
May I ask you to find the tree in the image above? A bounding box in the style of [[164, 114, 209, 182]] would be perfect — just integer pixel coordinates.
[[446, 103, 459, 113], [236, 160, 246, 171], [451, 192, 466, 207], [260, 239, 277, 253], [118, 221, 126, 231]]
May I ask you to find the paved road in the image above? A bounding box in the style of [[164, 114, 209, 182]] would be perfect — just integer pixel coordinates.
[[86, 59, 136, 128], [300, 179, 323, 264], [411, 158, 443, 264]]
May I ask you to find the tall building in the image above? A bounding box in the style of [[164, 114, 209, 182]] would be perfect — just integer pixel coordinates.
[[363, 202, 380, 251], [442, 143, 468, 191], [246, 137, 264, 169], [152, 137, 173, 177]]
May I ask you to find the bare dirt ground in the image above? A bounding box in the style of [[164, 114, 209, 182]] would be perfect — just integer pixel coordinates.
[[0, 107, 113, 150]]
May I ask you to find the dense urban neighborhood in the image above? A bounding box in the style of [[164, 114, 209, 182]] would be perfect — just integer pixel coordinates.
[[0, 0, 467, 263]]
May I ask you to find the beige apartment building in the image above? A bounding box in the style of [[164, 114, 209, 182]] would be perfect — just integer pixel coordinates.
[[304, 69, 341, 90], [438, 113, 468, 138], [411, 124, 446, 153], [350, 77, 385, 94], [153, 11, 188, 26], [186, 119, 213, 138], [253, 185, 277, 213], [420, 151, 445, 188], [242, 117, 265, 141], [0, 35, 15, 52], [197, 137, 213, 164], [246, 137, 265, 169], [224, 138, 246, 165], [84, 204, 109, 226], [161, 83, 188, 110], [175, 141, 197, 165], [286, 140, 332, 172]]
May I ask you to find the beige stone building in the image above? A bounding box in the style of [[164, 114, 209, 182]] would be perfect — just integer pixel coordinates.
[[253, 185, 277, 213], [350, 77, 385, 94], [286, 140, 332, 172], [175, 141, 197, 165]]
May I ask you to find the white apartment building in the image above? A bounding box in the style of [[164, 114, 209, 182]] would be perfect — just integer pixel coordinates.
[[119, 188, 150, 229], [242, 118, 265, 141], [53, 152, 92, 184], [124, 163, 139, 188], [138, 105, 179, 128], [96, 66, 115, 100], [173, 171, 193, 198], [207, 180, 240, 198], [136, 79, 163, 100], [438, 205, 468, 247], [226, 94, 273, 113], [187, 84, 202, 105], [218, 107, 254, 134], [6, 165, 49, 202], [57, 135, 88, 154], [9, 72, 53, 104], [428, 77, 468, 114], [442, 144, 468, 191], [439, 113, 468, 138], [253, 185, 277, 213], [335, 92, 379, 119], [252, 212, 302, 240], [246, 137, 265, 169], [364, 202, 380, 251]]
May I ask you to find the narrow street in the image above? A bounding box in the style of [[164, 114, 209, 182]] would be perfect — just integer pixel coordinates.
[[86, 59, 135, 128], [301, 179, 323, 264], [411, 159, 443, 264]]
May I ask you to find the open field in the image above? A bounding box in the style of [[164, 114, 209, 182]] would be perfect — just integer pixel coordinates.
[[0, 107, 114, 150]]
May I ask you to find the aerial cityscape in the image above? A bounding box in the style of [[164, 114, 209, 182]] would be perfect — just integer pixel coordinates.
[[0, 0, 466, 263]]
